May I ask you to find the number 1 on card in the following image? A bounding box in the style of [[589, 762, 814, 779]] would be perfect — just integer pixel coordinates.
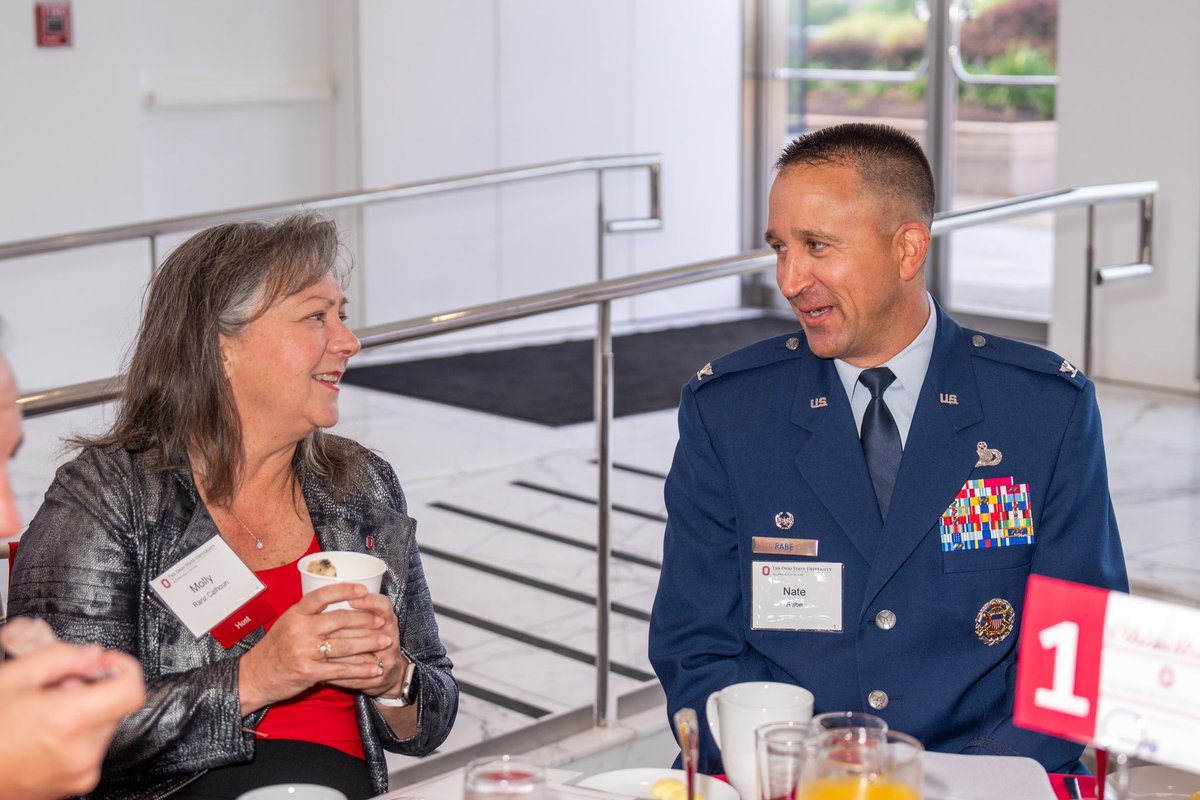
[[1034, 620, 1090, 717], [1014, 575, 1106, 744]]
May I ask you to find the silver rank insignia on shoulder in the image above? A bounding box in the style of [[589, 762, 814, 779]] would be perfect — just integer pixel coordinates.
[[975, 441, 1003, 467], [1059, 359, 1078, 378], [810, 397, 828, 409], [975, 598, 1015, 645], [939, 393, 959, 405], [775, 511, 794, 530], [696, 363, 714, 380]]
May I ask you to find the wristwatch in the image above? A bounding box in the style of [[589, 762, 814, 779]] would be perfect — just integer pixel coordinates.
[[372, 659, 417, 708]]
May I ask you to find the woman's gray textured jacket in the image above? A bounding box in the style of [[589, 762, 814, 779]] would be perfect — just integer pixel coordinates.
[[8, 438, 458, 799]]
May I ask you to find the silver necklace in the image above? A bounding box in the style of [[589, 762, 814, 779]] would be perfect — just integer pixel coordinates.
[[227, 506, 264, 550]]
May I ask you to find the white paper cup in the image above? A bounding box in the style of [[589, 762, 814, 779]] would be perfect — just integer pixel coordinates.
[[298, 551, 387, 610], [236, 784, 347, 800]]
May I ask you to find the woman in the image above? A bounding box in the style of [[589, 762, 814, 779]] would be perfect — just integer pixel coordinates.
[[9, 214, 457, 799]]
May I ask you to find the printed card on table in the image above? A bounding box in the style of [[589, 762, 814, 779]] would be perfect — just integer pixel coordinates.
[[1015, 574, 1200, 772]]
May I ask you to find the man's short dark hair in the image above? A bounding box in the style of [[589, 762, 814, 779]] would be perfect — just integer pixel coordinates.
[[775, 122, 935, 227]]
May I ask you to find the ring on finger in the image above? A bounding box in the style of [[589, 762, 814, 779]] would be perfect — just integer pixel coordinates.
[[317, 639, 333, 659], [374, 654, 385, 674]]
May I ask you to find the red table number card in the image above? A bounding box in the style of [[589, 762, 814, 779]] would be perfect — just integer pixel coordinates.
[[1016, 574, 1200, 772]]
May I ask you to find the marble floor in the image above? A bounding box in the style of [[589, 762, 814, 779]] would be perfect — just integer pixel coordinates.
[[6, 328, 1200, 782]]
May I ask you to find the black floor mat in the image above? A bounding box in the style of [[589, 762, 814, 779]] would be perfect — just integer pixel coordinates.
[[342, 316, 801, 426]]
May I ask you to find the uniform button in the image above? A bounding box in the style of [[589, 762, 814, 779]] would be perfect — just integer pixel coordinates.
[[874, 610, 897, 630], [786, 337, 800, 351], [972, 334, 987, 348], [868, 690, 889, 710]]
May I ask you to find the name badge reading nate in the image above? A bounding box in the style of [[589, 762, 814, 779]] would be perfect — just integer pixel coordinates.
[[752, 561, 843, 632]]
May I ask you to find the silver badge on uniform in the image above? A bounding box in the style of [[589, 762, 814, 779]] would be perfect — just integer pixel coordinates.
[[775, 511, 794, 530], [975, 441, 1003, 467]]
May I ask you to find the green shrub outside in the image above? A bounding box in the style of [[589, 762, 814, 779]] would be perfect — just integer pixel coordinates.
[[793, 0, 1057, 121], [961, 44, 1056, 119]]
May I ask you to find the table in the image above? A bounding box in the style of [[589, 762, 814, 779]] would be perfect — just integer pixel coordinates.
[[375, 752, 1057, 800]]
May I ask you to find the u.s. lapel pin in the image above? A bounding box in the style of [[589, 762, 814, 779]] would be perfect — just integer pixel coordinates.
[[1059, 359, 1078, 378], [696, 363, 714, 380], [810, 397, 828, 409], [975, 441, 1003, 467], [975, 598, 1015, 645], [939, 392, 959, 405]]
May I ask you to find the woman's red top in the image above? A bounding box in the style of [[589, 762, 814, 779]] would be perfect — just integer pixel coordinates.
[[255, 536, 366, 759]]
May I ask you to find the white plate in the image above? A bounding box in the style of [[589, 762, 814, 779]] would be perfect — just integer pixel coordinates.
[[1106, 765, 1200, 799], [576, 769, 739, 800], [236, 785, 347, 800]]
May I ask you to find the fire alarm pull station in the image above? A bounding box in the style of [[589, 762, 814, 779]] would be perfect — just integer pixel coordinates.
[[36, 2, 71, 47]]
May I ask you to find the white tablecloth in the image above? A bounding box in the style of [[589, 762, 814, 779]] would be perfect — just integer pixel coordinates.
[[378, 754, 1055, 800]]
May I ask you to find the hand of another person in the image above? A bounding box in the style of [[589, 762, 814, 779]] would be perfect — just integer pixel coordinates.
[[0, 616, 58, 658], [237, 582, 393, 715], [0, 639, 145, 800], [325, 591, 407, 697]]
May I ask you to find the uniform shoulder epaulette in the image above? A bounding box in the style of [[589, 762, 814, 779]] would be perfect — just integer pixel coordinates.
[[686, 331, 805, 392], [964, 329, 1087, 389]]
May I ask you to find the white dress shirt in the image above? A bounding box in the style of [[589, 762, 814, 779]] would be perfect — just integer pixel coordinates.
[[833, 293, 937, 448]]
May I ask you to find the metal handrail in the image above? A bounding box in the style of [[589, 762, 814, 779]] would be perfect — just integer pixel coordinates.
[[948, 45, 1058, 87], [772, 61, 928, 84], [17, 251, 774, 415], [14, 178, 1158, 732], [18, 179, 1158, 416], [0, 154, 663, 265], [934, 181, 1158, 374], [932, 182, 1157, 232]]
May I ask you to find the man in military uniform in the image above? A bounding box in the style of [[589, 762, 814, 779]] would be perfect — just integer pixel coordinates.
[[648, 123, 1127, 774]]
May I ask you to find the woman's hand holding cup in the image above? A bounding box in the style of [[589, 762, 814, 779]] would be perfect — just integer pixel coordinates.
[[324, 591, 407, 697], [237, 582, 391, 716]]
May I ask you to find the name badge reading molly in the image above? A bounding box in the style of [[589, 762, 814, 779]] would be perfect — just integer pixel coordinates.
[[752, 561, 843, 632], [150, 535, 266, 639]]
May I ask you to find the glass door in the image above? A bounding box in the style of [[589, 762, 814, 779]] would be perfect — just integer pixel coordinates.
[[747, 0, 1059, 341]]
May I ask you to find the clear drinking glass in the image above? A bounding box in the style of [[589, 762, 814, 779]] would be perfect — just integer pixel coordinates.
[[756, 720, 811, 800], [807, 711, 889, 737], [796, 728, 923, 800], [463, 755, 546, 800]]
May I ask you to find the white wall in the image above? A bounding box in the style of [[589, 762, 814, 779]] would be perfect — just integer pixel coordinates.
[[1, 1, 744, 389], [1053, 1, 1200, 391], [0, 1, 147, 394], [355, 0, 743, 354], [0, 1, 355, 391]]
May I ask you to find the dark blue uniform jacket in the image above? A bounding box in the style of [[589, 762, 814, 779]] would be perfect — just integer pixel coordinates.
[[649, 305, 1127, 774]]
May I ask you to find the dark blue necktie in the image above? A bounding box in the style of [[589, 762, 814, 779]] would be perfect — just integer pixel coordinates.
[[859, 367, 902, 519]]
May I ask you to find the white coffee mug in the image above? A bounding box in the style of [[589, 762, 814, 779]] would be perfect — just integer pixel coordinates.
[[706, 682, 814, 800]]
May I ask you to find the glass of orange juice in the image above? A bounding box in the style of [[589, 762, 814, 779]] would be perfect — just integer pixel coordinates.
[[796, 729, 922, 800]]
